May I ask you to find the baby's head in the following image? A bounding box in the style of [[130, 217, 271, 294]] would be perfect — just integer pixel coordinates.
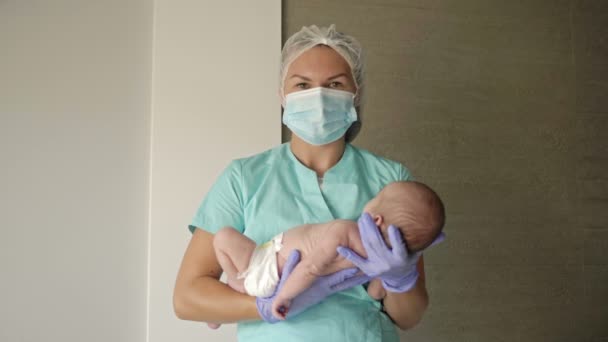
[[363, 181, 445, 252]]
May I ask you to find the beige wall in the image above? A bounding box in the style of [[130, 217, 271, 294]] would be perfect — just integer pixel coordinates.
[[284, 0, 608, 341], [0, 1, 152, 341], [147, 1, 281, 341]]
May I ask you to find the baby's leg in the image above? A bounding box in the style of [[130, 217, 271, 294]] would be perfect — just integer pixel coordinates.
[[208, 227, 256, 329], [367, 278, 386, 300], [213, 226, 257, 291]]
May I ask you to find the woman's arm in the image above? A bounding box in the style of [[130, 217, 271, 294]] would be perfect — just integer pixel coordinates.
[[173, 228, 260, 323], [382, 256, 429, 330]]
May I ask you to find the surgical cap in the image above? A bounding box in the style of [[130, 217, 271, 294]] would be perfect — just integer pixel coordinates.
[[280, 25, 365, 142]]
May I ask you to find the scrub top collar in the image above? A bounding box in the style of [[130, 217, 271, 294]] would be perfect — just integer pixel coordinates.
[[285, 142, 355, 221], [286, 142, 354, 183]]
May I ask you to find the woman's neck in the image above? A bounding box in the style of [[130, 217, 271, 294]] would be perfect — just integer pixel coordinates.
[[289, 136, 346, 177]]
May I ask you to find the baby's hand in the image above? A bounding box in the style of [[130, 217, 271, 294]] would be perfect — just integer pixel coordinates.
[[271, 297, 292, 320]]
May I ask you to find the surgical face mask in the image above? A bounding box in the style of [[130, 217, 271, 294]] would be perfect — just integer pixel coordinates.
[[282, 87, 358, 146]]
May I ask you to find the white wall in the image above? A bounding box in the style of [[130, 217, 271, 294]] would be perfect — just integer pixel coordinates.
[[0, 1, 152, 341], [147, 1, 281, 342], [1, 1, 280, 341]]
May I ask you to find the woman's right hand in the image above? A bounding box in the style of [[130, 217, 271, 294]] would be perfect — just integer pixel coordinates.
[[256, 249, 371, 323], [337, 213, 445, 293]]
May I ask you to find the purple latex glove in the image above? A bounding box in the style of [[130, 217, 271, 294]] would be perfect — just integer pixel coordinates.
[[337, 213, 445, 293], [256, 249, 370, 323]]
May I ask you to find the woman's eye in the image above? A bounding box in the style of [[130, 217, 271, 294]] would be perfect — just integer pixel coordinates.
[[296, 83, 309, 89], [329, 82, 343, 88]]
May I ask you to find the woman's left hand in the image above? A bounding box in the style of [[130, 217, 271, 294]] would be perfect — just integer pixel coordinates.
[[337, 213, 445, 293]]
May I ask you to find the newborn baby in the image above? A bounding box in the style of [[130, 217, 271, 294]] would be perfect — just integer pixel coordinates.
[[210, 181, 445, 327]]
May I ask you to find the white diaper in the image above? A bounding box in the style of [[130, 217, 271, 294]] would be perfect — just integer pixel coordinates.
[[238, 233, 283, 297]]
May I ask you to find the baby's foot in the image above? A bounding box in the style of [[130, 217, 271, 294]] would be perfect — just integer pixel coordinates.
[[207, 323, 221, 329], [367, 287, 386, 300], [367, 278, 387, 300], [272, 298, 291, 320]]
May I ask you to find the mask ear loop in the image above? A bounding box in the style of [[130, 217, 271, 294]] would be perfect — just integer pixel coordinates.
[[331, 50, 360, 106], [347, 64, 360, 107]]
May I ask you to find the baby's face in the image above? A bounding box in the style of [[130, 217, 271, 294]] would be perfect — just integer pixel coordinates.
[[360, 184, 419, 231], [362, 185, 407, 219], [360, 197, 399, 249], [362, 195, 380, 215], [361, 194, 391, 233]]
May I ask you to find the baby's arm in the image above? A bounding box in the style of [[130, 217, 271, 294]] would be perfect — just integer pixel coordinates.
[[271, 234, 341, 319]]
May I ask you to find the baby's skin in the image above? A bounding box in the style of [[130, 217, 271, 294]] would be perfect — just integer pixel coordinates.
[[272, 219, 386, 318], [211, 218, 386, 324], [209, 181, 442, 328]]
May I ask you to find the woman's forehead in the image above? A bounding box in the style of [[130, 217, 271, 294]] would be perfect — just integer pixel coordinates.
[[286, 46, 352, 79]]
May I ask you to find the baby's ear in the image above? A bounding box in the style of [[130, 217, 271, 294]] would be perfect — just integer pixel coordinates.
[[373, 215, 383, 227]]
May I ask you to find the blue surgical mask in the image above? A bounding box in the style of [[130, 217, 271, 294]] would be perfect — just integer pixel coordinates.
[[282, 87, 358, 146]]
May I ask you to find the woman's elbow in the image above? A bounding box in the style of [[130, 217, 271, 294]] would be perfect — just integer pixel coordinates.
[[173, 285, 191, 320], [394, 294, 429, 331], [395, 311, 425, 331]]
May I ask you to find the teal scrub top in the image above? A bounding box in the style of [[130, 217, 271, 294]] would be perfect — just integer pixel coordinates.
[[189, 142, 412, 342]]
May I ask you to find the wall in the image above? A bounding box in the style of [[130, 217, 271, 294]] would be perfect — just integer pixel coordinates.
[[0, 1, 280, 341], [0, 1, 152, 341], [147, 1, 281, 341], [284, 0, 608, 341], [3, 1, 604, 341]]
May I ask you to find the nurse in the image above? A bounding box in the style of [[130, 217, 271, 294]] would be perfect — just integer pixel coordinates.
[[174, 25, 437, 341]]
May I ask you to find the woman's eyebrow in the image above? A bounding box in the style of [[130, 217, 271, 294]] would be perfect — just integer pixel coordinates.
[[328, 73, 348, 80], [289, 73, 348, 81], [290, 74, 312, 81]]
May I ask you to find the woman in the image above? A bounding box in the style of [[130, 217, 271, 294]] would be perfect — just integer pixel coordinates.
[[174, 25, 436, 341]]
